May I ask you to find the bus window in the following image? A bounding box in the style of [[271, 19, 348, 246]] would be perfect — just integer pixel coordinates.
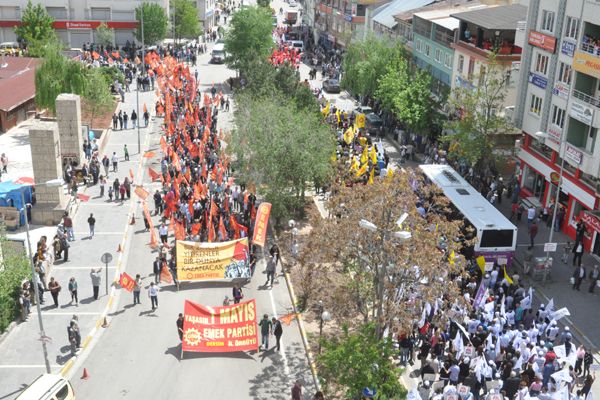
[[480, 230, 514, 248]]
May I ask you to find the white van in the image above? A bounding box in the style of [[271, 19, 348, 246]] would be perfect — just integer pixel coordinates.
[[0, 41, 20, 55], [16, 374, 75, 400], [286, 40, 304, 53], [211, 43, 226, 64]]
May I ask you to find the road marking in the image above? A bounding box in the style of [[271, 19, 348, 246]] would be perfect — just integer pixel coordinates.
[[268, 281, 291, 378], [0, 365, 61, 368], [31, 312, 103, 316]]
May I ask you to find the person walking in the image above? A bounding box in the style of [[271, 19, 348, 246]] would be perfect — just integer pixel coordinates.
[[265, 255, 276, 287], [148, 282, 159, 310], [99, 175, 106, 197], [1, 153, 8, 173], [102, 155, 110, 178], [177, 313, 184, 341], [63, 213, 74, 241], [111, 152, 119, 172], [112, 113, 118, 130], [528, 220, 538, 250], [68, 277, 78, 305], [118, 112, 123, 130], [90, 268, 102, 300], [527, 206, 536, 228], [87, 213, 96, 238], [133, 274, 142, 304], [48, 277, 61, 308], [159, 223, 168, 244], [123, 111, 129, 130], [153, 256, 162, 284], [232, 285, 243, 304], [291, 381, 302, 400], [258, 314, 272, 350], [273, 317, 283, 351], [588, 265, 600, 293], [124, 144, 129, 161], [573, 265, 586, 291], [143, 110, 150, 127], [131, 110, 137, 129], [573, 241, 584, 267]]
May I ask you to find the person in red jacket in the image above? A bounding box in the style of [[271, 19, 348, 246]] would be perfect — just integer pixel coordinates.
[[528, 220, 538, 250]]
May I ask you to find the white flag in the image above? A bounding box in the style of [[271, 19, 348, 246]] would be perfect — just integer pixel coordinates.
[[550, 307, 571, 321]]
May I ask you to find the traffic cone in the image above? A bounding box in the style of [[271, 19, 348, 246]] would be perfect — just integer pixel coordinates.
[[117, 244, 123, 253], [81, 368, 90, 380], [130, 214, 136, 225], [102, 316, 109, 328]]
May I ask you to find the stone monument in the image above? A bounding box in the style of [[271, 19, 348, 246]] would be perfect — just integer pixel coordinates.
[[56, 93, 84, 168]]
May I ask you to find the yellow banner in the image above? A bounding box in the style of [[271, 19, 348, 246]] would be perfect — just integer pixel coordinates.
[[356, 113, 366, 128], [176, 238, 250, 281]]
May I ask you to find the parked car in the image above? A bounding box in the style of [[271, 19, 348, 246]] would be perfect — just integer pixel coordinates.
[[355, 105, 374, 115], [365, 113, 383, 135], [322, 78, 341, 93]]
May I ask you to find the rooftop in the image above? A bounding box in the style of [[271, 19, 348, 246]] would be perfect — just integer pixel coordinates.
[[451, 4, 528, 30], [373, 0, 434, 29], [0, 57, 41, 112], [393, 0, 485, 22]]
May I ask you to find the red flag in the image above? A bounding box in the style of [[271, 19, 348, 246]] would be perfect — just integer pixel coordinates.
[[208, 217, 215, 243], [252, 202, 272, 247], [119, 272, 136, 292], [218, 215, 228, 240], [129, 169, 135, 180], [230, 215, 240, 239], [148, 167, 161, 181], [143, 151, 156, 158], [160, 263, 173, 284], [77, 193, 90, 202], [174, 220, 186, 241]]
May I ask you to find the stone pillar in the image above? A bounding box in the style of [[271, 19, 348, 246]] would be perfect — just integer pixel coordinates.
[[56, 93, 84, 168], [29, 121, 67, 225]]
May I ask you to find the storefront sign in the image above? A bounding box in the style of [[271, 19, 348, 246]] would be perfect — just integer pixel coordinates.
[[570, 101, 593, 125], [550, 171, 560, 184], [565, 144, 583, 165], [573, 51, 600, 79], [547, 126, 562, 144], [552, 82, 570, 100], [528, 72, 548, 89], [528, 30, 557, 53], [561, 40, 576, 57], [53, 21, 138, 29], [581, 211, 600, 233]]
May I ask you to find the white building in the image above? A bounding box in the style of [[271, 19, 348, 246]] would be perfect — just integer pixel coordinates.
[[514, 0, 600, 255], [194, 0, 216, 31], [0, 0, 169, 48]]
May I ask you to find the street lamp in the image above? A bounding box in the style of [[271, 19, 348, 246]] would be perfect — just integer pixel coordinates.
[[534, 130, 566, 283], [135, 0, 146, 154], [317, 300, 331, 354], [18, 178, 64, 374]]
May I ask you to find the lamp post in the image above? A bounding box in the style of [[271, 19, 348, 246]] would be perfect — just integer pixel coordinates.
[[19, 178, 64, 374], [136, 1, 145, 154], [534, 131, 566, 283], [317, 300, 331, 354]]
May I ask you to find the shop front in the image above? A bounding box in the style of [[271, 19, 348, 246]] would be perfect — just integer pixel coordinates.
[[518, 148, 598, 250], [581, 211, 600, 258]]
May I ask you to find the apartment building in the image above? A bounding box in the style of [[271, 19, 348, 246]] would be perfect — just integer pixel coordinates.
[[514, 0, 600, 255], [0, 0, 169, 48], [312, 0, 374, 48]]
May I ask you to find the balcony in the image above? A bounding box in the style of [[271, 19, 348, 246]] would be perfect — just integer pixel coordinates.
[[572, 89, 600, 109], [453, 23, 522, 62]]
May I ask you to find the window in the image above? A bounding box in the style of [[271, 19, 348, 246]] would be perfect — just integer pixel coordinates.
[[551, 105, 566, 128], [434, 48, 441, 63], [457, 55, 464, 72], [424, 43, 430, 57], [415, 39, 422, 52], [90, 7, 110, 20], [478, 66, 486, 87], [557, 62, 572, 85], [529, 94, 542, 116], [444, 53, 452, 68], [535, 53, 549, 75], [564, 16, 580, 39], [541, 10, 555, 33]]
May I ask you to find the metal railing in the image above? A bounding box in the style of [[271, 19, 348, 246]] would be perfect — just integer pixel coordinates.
[[580, 41, 600, 56], [572, 88, 600, 109]]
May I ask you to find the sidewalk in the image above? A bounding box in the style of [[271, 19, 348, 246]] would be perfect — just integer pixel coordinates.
[[0, 82, 157, 399]]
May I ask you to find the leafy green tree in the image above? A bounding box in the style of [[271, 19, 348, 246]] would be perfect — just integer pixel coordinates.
[[82, 68, 116, 129], [376, 56, 438, 136], [14, 0, 55, 57], [443, 55, 513, 170], [135, 2, 168, 45], [172, 0, 201, 42], [341, 36, 403, 99], [319, 323, 406, 399], [257, 0, 271, 7], [95, 23, 114, 48], [230, 93, 335, 223], [224, 6, 274, 72], [0, 229, 31, 332]]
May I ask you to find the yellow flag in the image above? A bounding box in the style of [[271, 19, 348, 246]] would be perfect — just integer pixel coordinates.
[[355, 163, 368, 177], [367, 168, 375, 184], [356, 113, 366, 128], [360, 147, 368, 164], [343, 126, 354, 145], [370, 146, 378, 164], [503, 265, 514, 285], [359, 137, 367, 146], [321, 102, 330, 117], [350, 157, 360, 172], [386, 167, 394, 179], [336, 109, 341, 123], [449, 250, 456, 266], [476, 256, 486, 274]]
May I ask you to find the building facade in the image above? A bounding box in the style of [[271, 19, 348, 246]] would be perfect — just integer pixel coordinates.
[[312, 0, 369, 49], [0, 0, 169, 48], [194, 0, 216, 31], [514, 0, 600, 255]]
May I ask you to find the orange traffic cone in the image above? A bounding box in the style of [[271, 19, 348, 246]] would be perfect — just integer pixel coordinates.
[[81, 368, 90, 380], [130, 214, 136, 225], [102, 316, 109, 328], [117, 244, 123, 253]]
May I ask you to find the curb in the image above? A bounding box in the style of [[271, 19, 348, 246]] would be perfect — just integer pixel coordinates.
[[0, 321, 17, 347]]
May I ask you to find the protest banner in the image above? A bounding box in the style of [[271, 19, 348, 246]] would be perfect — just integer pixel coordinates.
[[176, 238, 250, 281], [252, 202, 272, 247], [182, 299, 258, 353]]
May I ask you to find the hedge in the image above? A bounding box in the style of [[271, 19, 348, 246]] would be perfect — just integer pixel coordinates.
[[0, 233, 31, 333]]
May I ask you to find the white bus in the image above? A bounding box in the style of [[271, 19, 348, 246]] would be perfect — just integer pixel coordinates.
[[419, 164, 517, 266]]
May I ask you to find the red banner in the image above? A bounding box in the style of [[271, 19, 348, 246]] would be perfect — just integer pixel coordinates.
[[182, 299, 258, 353], [119, 272, 136, 292], [252, 202, 272, 247]]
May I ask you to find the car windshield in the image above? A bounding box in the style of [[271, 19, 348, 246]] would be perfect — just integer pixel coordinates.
[[328, 80, 339, 85]]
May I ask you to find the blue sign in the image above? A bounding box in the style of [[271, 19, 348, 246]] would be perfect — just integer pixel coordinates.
[[344, 14, 352, 22], [528, 72, 548, 89], [561, 40, 576, 57]]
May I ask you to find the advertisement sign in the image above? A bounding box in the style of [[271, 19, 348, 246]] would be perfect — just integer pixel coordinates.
[[547, 126, 562, 144], [552, 82, 570, 100], [176, 238, 250, 281], [561, 40, 576, 57], [528, 30, 557, 53], [573, 51, 600, 79], [182, 299, 258, 353], [528, 72, 548, 89], [570, 102, 593, 125], [565, 144, 583, 165], [252, 202, 272, 247], [581, 211, 600, 233]]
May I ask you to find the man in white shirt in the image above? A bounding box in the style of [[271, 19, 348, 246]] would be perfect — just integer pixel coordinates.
[[527, 206, 536, 228], [148, 282, 159, 310], [111, 152, 119, 172]]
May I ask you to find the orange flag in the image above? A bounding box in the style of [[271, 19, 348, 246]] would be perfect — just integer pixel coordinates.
[[129, 169, 135, 180], [279, 313, 298, 326], [208, 217, 215, 243], [143, 151, 156, 158], [160, 263, 173, 284], [174, 220, 186, 241], [77, 193, 90, 202], [142, 202, 158, 248], [134, 186, 149, 200], [143, 103, 148, 113], [191, 222, 201, 236], [218, 215, 228, 240], [148, 167, 161, 182]]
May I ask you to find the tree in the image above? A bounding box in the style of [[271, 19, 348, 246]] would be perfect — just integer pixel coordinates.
[[224, 6, 274, 72], [135, 2, 168, 45], [95, 23, 114, 48], [14, 0, 55, 57], [256, 0, 271, 7], [172, 0, 201, 42], [443, 55, 514, 170], [230, 93, 335, 223], [0, 229, 31, 333], [298, 172, 469, 338], [341, 36, 402, 100], [82, 68, 116, 129], [319, 323, 406, 399], [376, 56, 439, 136]]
